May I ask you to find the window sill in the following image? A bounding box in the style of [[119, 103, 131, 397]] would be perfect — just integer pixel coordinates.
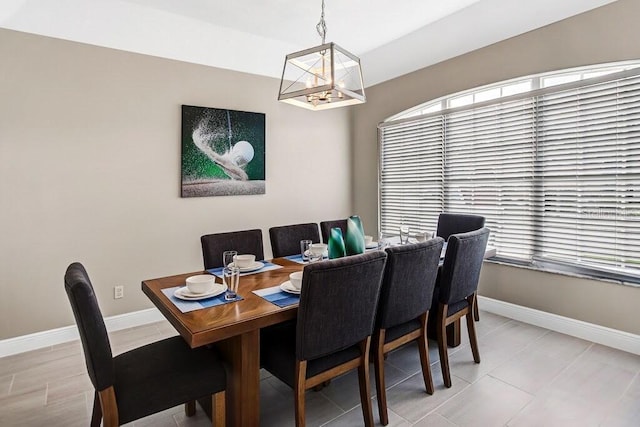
[[484, 257, 640, 288]]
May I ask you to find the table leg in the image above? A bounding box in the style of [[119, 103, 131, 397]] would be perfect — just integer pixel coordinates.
[[427, 312, 461, 347], [214, 330, 261, 427], [446, 320, 461, 347]]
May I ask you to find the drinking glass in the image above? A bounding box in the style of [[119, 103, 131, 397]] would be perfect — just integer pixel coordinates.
[[300, 240, 312, 262], [224, 266, 240, 301], [308, 251, 323, 263], [399, 224, 410, 244], [223, 250, 237, 268]]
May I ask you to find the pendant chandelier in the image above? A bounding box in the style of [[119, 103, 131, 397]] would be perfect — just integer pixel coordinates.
[[278, 0, 366, 111]]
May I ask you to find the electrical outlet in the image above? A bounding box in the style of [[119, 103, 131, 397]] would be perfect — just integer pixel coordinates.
[[114, 285, 124, 299]]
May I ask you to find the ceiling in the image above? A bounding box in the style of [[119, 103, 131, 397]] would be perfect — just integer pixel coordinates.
[[0, 0, 618, 87]]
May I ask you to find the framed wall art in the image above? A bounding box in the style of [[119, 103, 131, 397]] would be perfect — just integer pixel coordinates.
[[181, 105, 265, 197]]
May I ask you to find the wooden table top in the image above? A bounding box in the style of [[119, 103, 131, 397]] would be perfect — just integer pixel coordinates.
[[141, 258, 302, 348]]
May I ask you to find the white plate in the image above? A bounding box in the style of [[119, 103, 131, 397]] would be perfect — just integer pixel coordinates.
[[365, 242, 377, 249], [174, 283, 227, 301], [280, 281, 301, 295], [228, 261, 265, 272]]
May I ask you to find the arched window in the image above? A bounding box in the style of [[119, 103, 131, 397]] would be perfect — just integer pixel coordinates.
[[379, 61, 640, 284]]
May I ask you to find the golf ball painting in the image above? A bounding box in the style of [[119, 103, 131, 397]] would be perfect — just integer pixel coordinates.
[[181, 105, 265, 197]]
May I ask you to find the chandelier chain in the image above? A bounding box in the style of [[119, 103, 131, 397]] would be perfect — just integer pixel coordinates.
[[316, 0, 327, 44]]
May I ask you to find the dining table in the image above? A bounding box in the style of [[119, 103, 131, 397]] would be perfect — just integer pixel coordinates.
[[141, 245, 496, 427], [142, 257, 301, 427]]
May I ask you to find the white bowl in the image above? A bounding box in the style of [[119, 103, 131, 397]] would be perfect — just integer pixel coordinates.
[[309, 243, 328, 256], [234, 254, 256, 268], [185, 275, 215, 294], [289, 271, 303, 290], [414, 232, 428, 242]]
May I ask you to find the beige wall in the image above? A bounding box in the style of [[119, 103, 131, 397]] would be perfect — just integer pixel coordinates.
[[0, 29, 352, 339], [3, 1, 640, 341], [352, 0, 640, 334]]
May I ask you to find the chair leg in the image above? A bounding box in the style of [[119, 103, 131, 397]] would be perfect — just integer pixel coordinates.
[[357, 337, 375, 427], [90, 391, 102, 427], [437, 304, 452, 388], [473, 293, 480, 321], [98, 387, 119, 427], [373, 330, 389, 425], [185, 400, 196, 417], [294, 360, 308, 427], [212, 391, 226, 427], [418, 313, 434, 395], [466, 295, 481, 363]]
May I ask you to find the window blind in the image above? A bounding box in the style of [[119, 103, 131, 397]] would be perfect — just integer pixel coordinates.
[[379, 67, 640, 283], [536, 75, 640, 276], [379, 116, 444, 237], [445, 99, 536, 261]]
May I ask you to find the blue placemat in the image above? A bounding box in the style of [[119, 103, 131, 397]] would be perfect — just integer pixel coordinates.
[[284, 254, 306, 264], [161, 286, 243, 313], [253, 285, 299, 308], [284, 254, 333, 264], [207, 261, 283, 278]]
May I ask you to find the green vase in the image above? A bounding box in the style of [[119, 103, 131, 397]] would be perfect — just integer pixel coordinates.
[[345, 215, 365, 256], [328, 227, 346, 259]]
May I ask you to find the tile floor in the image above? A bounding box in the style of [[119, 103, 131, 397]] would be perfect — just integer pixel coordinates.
[[1, 311, 638, 426]]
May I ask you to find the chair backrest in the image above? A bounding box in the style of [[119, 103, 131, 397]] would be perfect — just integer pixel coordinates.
[[296, 251, 387, 361], [269, 223, 321, 258], [438, 228, 490, 305], [436, 213, 486, 240], [64, 262, 114, 392], [377, 238, 444, 330], [319, 219, 348, 243], [201, 229, 264, 269]]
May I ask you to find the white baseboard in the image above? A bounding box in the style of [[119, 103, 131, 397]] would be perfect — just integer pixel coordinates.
[[0, 308, 164, 358], [478, 296, 640, 355], [2, 299, 639, 358]]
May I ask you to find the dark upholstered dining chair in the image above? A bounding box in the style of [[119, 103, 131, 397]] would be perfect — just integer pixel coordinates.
[[436, 213, 486, 240], [201, 229, 264, 269], [431, 228, 489, 388], [260, 251, 387, 427], [269, 222, 321, 258], [436, 212, 486, 321], [373, 238, 444, 425], [64, 263, 226, 427], [319, 219, 348, 244]]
